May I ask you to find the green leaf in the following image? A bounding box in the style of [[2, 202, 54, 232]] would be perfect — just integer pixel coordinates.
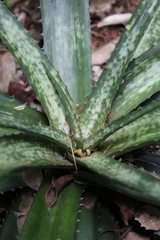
[[0, 2, 70, 133], [0, 92, 48, 137], [0, 100, 71, 150], [75, 198, 118, 240], [0, 172, 25, 193], [84, 100, 160, 150], [97, 203, 118, 240], [125, 0, 148, 30], [109, 43, 160, 120], [75, 195, 97, 240], [43, 64, 83, 147], [0, 135, 73, 181], [0, 194, 20, 239], [133, 152, 160, 176], [20, 176, 85, 240], [98, 107, 160, 156], [0, 92, 48, 125], [79, 0, 160, 138], [0, 127, 20, 137], [134, 6, 160, 58], [3, 0, 12, 8], [40, 0, 92, 104], [77, 152, 160, 206], [20, 177, 115, 239]]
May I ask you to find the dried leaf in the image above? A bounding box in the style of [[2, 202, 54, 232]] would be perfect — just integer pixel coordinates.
[[22, 169, 43, 191], [135, 205, 160, 231], [0, 51, 16, 93], [114, 195, 134, 226], [81, 190, 97, 210], [45, 177, 56, 214], [122, 231, 149, 240], [97, 13, 132, 28], [92, 37, 119, 65], [12, 189, 34, 234], [55, 174, 75, 193], [14, 105, 26, 111], [92, 65, 103, 82], [90, 0, 114, 15], [9, 81, 25, 96], [45, 174, 74, 214]]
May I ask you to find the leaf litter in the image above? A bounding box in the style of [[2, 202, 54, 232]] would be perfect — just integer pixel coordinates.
[[12, 188, 35, 234]]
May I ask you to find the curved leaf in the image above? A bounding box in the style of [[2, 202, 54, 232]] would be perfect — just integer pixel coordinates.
[[0, 135, 73, 181], [77, 152, 160, 206], [0, 109, 71, 150], [134, 152, 160, 176], [84, 100, 160, 150], [0, 92, 48, 125], [0, 172, 25, 193], [0, 92, 48, 137], [98, 107, 160, 156], [0, 127, 20, 137]]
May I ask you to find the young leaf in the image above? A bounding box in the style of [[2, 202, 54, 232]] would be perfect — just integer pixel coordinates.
[[40, 0, 92, 104]]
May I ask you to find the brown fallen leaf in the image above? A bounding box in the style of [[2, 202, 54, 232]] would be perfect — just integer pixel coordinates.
[[92, 65, 103, 82], [90, 0, 114, 15], [97, 13, 132, 28], [0, 51, 16, 93], [9, 81, 25, 95], [22, 169, 43, 191], [122, 231, 149, 240], [113, 194, 134, 226], [12, 189, 35, 234], [45, 174, 75, 214], [92, 37, 119, 65], [45, 177, 56, 215], [81, 190, 97, 210], [135, 205, 160, 231]]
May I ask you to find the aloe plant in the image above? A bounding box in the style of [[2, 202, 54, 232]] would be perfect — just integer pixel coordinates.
[[0, 0, 160, 238]]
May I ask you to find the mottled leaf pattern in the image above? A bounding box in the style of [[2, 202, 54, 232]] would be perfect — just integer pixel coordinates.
[[79, 0, 160, 138]]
